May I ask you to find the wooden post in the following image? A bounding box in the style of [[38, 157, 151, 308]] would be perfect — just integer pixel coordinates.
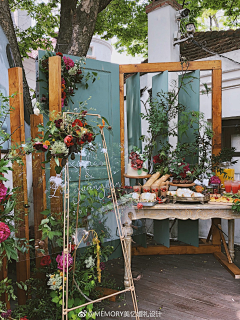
[[211, 218, 221, 245], [30, 114, 47, 268], [8, 67, 30, 305], [119, 71, 125, 186], [48, 56, 63, 214], [212, 68, 222, 156]]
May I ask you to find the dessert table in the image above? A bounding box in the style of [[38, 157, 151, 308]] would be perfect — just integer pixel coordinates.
[[123, 202, 240, 288]]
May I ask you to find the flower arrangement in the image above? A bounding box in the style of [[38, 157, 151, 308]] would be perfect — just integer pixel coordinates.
[[129, 147, 147, 174], [39, 51, 97, 108], [33, 110, 104, 173], [0, 183, 7, 203]]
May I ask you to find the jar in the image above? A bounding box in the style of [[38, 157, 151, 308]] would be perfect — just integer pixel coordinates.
[[211, 184, 220, 194]]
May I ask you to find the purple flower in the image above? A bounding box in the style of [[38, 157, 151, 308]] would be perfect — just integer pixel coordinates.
[[100, 262, 105, 271], [0, 222, 11, 243], [0, 183, 7, 202], [56, 252, 73, 271], [1, 309, 11, 318]]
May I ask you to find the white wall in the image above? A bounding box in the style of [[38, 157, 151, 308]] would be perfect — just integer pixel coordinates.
[[87, 36, 112, 62]]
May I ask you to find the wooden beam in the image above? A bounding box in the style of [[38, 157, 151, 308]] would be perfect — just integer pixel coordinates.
[[119, 60, 221, 74], [212, 69, 222, 156], [119, 71, 125, 186], [48, 56, 63, 214], [8, 67, 30, 305], [213, 252, 240, 279], [211, 218, 221, 245], [132, 243, 221, 256], [30, 114, 47, 268]]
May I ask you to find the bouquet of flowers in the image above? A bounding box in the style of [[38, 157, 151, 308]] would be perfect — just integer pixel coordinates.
[[33, 110, 106, 173], [129, 147, 147, 172], [39, 51, 97, 108]]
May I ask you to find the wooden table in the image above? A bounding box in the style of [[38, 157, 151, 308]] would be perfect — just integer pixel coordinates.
[[123, 203, 240, 288]]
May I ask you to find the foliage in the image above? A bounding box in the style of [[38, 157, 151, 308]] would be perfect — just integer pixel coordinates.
[[141, 73, 237, 181]]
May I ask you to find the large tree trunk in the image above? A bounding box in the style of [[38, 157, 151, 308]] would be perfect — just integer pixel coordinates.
[[0, 0, 33, 122], [57, 0, 112, 56]]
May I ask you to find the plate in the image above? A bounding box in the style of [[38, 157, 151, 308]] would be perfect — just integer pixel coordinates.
[[170, 183, 195, 187], [167, 194, 210, 204], [133, 201, 158, 207]]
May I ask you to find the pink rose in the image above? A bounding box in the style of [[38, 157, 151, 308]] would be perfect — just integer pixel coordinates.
[[0, 183, 7, 202], [63, 56, 75, 70], [0, 222, 11, 243]]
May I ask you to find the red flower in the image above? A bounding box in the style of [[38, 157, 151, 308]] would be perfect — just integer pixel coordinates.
[[153, 154, 163, 164], [77, 138, 85, 145], [71, 244, 75, 252], [137, 203, 143, 209], [72, 119, 83, 128], [64, 135, 74, 147], [40, 255, 51, 266], [62, 91, 66, 99], [54, 119, 63, 128], [77, 69, 82, 75], [87, 132, 94, 142], [20, 317, 28, 320], [56, 52, 63, 57]]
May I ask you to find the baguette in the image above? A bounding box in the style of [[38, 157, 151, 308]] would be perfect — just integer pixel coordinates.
[[143, 172, 161, 187], [153, 174, 170, 187]]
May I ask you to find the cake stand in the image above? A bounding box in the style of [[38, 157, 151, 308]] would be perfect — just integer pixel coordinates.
[[123, 173, 151, 185]]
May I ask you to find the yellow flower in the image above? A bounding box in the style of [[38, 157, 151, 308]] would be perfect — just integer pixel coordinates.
[[64, 277, 67, 281], [44, 140, 50, 146], [50, 275, 55, 278], [52, 138, 55, 142], [98, 119, 105, 130], [60, 272, 63, 277], [59, 286, 62, 290], [53, 281, 56, 285]]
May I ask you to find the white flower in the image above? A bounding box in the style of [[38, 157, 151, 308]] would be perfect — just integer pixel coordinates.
[[47, 274, 63, 290], [186, 171, 191, 175], [34, 107, 40, 116], [178, 163, 182, 166], [68, 66, 78, 75], [85, 256, 95, 268]]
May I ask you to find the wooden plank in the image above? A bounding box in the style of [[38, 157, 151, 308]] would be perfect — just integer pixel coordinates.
[[213, 252, 240, 279], [30, 114, 47, 268], [212, 69, 222, 156], [119, 71, 125, 186], [218, 224, 232, 264], [132, 243, 221, 256], [48, 56, 63, 214], [119, 60, 222, 74], [8, 67, 30, 305], [95, 287, 120, 302], [211, 218, 221, 245]]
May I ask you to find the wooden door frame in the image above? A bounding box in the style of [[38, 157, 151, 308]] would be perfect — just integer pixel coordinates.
[[119, 60, 222, 185]]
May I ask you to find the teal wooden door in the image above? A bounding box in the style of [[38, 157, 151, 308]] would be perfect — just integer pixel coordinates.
[[38, 51, 122, 257], [38, 51, 121, 190]]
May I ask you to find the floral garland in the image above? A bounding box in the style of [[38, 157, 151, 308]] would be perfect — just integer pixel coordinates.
[[39, 51, 97, 109]]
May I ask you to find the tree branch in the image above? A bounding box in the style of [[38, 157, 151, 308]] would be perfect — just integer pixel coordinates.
[[98, 0, 112, 13]]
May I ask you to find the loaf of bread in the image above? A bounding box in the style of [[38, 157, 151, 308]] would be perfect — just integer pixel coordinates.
[[143, 172, 161, 187], [153, 174, 170, 187]]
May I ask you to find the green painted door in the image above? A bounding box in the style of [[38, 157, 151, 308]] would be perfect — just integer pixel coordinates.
[[38, 51, 121, 257]]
